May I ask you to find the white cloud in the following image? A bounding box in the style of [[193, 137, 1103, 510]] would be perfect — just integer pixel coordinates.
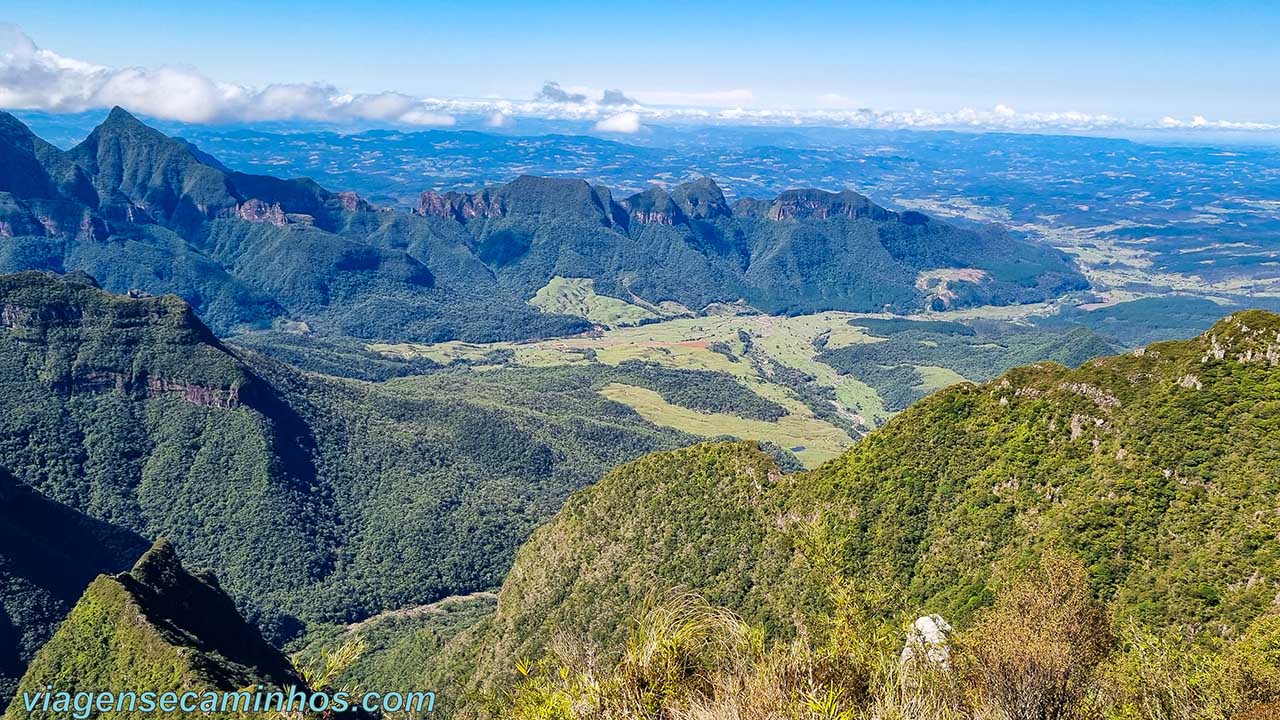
[[2, 25, 1277, 136], [0, 24, 455, 125], [1156, 114, 1280, 131], [594, 111, 641, 133]]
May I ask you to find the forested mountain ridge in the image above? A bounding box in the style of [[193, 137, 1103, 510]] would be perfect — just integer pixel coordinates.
[[3, 273, 1278, 716], [369, 310, 1280, 708], [0, 271, 696, 698], [5, 540, 305, 720], [0, 108, 1086, 344], [414, 173, 1087, 316]]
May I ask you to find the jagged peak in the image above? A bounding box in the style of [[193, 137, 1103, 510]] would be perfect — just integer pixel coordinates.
[[74, 106, 171, 154], [128, 537, 183, 588], [102, 105, 147, 129], [9, 537, 307, 698]]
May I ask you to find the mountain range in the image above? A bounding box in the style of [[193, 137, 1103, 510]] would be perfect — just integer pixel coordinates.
[[0, 108, 1086, 344], [3, 106, 1278, 719]]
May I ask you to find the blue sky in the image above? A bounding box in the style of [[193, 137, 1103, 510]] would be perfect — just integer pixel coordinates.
[[2, 0, 1278, 131]]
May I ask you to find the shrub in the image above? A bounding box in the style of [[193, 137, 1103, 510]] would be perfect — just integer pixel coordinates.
[[959, 552, 1113, 720]]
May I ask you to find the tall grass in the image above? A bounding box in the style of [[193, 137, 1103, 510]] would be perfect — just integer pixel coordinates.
[[494, 555, 1280, 720]]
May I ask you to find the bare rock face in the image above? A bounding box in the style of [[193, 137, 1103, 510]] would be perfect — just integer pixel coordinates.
[[623, 178, 732, 225], [623, 187, 686, 225], [766, 188, 898, 222], [146, 377, 242, 409], [417, 189, 506, 221], [900, 614, 953, 666], [1201, 311, 1280, 367], [237, 199, 287, 227], [337, 190, 370, 212]]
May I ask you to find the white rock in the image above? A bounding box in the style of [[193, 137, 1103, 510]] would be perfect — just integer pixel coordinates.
[[900, 614, 953, 666]]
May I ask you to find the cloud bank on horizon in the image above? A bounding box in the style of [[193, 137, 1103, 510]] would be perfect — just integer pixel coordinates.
[[2, 24, 1277, 137]]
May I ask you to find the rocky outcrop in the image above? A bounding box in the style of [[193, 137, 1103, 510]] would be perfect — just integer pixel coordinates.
[[43, 370, 243, 409], [1202, 312, 1280, 367], [623, 178, 732, 225], [337, 190, 370, 212], [0, 200, 110, 241], [622, 187, 685, 225], [417, 176, 625, 228], [237, 198, 287, 226], [765, 188, 898, 222], [146, 377, 242, 408], [417, 188, 506, 221], [0, 272, 256, 411], [900, 614, 953, 666]]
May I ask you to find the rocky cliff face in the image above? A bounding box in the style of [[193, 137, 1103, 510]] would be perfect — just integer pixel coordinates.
[[417, 187, 507, 221], [0, 272, 259, 415], [0, 108, 1089, 336], [417, 175, 625, 228], [618, 179, 734, 225], [621, 186, 686, 225], [236, 198, 288, 226], [764, 188, 899, 222]]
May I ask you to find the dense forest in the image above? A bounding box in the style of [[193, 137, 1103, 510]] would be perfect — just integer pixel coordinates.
[[0, 272, 702, 696]]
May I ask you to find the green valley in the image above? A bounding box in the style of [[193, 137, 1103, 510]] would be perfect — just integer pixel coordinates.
[[320, 311, 1280, 719], [0, 271, 694, 696], [368, 301, 1117, 467]]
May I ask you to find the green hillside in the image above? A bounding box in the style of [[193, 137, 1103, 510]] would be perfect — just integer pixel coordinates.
[[0, 470, 150, 700], [351, 311, 1280, 713], [5, 540, 303, 720], [0, 271, 693, 700]]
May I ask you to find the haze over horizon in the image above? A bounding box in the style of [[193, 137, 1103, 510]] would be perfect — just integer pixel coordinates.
[[2, 0, 1279, 140]]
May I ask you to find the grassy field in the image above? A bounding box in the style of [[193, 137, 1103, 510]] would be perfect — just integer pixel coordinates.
[[369, 297, 1064, 467], [597, 383, 852, 466], [528, 277, 662, 328], [368, 280, 1086, 467]]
